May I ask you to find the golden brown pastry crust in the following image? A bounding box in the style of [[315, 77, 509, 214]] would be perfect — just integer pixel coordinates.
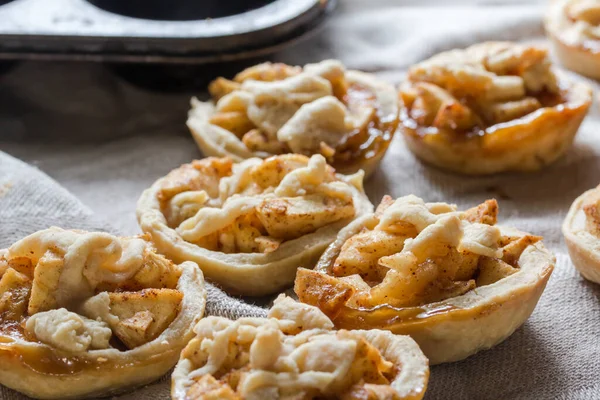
[[187, 60, 399, 177], [295, 196, 555, 364], [137, 154, 373, 297], [0, 228, 206, 399], [545, 0, 600, 80], [399, 41, 592, 175], [172, 296, 429, 400], [563, 184, 600, 283]]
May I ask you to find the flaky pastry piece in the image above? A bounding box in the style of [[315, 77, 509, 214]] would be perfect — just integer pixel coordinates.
[[295, 195, 555, 364], [187, 60, 399, 177], [545, 0, 600, 79], [137, 154, 373, 296], [563, 184, 600, 283], [399, 41, 592, 175], [0, 227, 206, 399], [172, 295, 429, 400]]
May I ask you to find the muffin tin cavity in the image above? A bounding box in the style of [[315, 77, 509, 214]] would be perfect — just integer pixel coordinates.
[[87, 0, 275, 21]]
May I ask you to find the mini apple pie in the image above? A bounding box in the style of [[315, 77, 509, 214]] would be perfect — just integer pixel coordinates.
[[563, 184, 600, 283], [0, 227, 206, 399], [187, 60, 399, 177], [136, 154, 373, 297], [172, 295, 429, 400], [546, 0, 600, 80], [399, 41, 592, 175], [295, 195, 555, 364]]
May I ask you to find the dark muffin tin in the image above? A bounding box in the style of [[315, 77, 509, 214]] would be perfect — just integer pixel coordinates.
[[0, 0, 335, 63]]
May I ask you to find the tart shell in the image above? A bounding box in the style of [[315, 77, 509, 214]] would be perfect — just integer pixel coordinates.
[[400, 74, 592, 175], [0, 261, 206, 399], [563, 186, 600, 283], [295, 215, 555, 365], [171, 328, 429, 400], [136, 172, 373, 297]]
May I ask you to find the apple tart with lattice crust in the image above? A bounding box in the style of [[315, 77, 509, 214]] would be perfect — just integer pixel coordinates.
[[295, 195, 555, 364], [172, 295, 429, 400], [0, 227, 206, 399], [137, 154, 373, 296], [399, 41, 591, 174], [187, 60, 399, 177]]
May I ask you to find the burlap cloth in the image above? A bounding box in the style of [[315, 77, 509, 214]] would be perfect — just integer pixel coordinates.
[[1, 0, 599, 399]]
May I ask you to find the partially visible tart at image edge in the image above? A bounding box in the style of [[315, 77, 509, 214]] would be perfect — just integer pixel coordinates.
[[563, 184, 600, 283], [171, 295, 429, 400], [0, 228, 207, 399], [545, 0, 600, 80], [398, 41, 592, 175]]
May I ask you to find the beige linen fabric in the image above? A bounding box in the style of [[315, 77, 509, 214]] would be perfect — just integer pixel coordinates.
[[1, 0, 600, 399]]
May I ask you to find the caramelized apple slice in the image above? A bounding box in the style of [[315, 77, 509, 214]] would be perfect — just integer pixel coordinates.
[[108, 288, 183, 349]]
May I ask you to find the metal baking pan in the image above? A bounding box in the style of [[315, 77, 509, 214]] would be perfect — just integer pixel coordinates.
[[0, 0, 336, 63]]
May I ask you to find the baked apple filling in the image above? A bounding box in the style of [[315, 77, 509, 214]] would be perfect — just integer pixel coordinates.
[[172, 295, 429, 400], [157, 154, 359, 255], [296, 195, 541, 312], [400, 42, 560, 136], [187, 60, 399, 175], [0, 228, 183, 352]]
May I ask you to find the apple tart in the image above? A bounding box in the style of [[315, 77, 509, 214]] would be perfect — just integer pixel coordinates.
[[563, 184, 600, 283], [546, 0, 600, 80], [0, 227, 206, 399], [399, 41, 592, 174], [172, 295, 429, 400], [136, 154, 373, 296], [295, 195, 555, 364], [187, 59, 399, 176]]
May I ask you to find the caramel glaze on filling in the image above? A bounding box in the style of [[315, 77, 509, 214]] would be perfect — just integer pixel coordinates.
[[333, 83, 399, 168], [401, 88, 566, 142]]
